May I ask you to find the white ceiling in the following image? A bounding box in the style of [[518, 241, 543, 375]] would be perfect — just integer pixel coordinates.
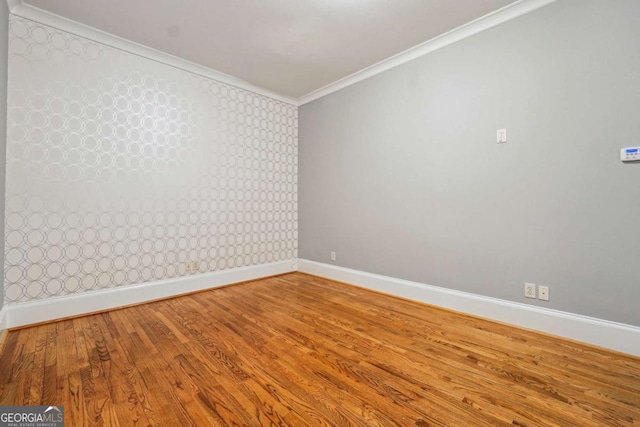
[[20, 0, 519, 100]]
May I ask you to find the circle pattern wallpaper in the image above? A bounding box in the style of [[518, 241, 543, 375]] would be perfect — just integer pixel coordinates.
[[5, 16, 298, 304]]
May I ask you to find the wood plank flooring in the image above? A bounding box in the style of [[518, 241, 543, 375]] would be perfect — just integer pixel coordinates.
[[0, 272, 639, 426]]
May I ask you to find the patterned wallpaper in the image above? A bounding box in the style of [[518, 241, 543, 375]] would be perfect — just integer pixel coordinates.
[[4, 16, 298, 304]]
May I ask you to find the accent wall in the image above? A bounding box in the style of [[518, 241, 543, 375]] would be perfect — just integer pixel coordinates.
[[4, 15, 297, 305], [0, 1, 8, 315]]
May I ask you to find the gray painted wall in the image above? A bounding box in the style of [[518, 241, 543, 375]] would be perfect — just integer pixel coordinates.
[[0, 1, 8, 312], [299, 0, 640, 326]]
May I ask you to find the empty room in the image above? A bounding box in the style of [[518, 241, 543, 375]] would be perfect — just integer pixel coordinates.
[[0, 0, 639, 425]]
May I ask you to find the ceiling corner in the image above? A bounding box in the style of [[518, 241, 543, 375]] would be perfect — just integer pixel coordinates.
[[7, 0, 24, 13], [296, 0, 557, 105], [8, 1, 299, 106]]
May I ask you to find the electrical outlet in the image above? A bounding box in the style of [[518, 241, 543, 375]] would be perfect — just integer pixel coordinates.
[[330, 251, 336, 262], [524, 283, 536, 299], [185, 260, 200, 272], [538, 285, 549, 301]]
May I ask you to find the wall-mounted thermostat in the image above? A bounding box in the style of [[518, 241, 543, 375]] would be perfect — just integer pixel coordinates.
[[621, 147, 640, 162]]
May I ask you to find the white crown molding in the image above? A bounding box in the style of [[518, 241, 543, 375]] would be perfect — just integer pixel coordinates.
[[297, 0, 557, 105], [6, 0, 556, 106], [298, 259, 640, 357], [6, 0, 298, 106], [4, 260, 296, 329], [6, 0, 20, 11]]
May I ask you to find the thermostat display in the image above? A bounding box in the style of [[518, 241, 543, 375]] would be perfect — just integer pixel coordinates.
[[621, 147, 640, 162]]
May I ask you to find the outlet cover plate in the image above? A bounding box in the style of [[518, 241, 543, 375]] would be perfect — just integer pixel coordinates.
[[538, 285, 549, 301], [524, 282, 536, 299]]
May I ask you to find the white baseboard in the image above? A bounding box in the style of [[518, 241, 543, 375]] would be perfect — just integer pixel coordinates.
[[6, 258, 639, 356], [5, 260, 296, 329], [0, 306, 7, 332], [0, 306, 7, 353], [297, 259, 640, 357]]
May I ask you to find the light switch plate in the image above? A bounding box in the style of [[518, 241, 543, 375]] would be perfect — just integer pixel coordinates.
[[497, 128, 507, 143]]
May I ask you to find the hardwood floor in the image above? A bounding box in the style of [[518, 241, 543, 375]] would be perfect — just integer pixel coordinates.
[[0, 272, 639, 426]]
